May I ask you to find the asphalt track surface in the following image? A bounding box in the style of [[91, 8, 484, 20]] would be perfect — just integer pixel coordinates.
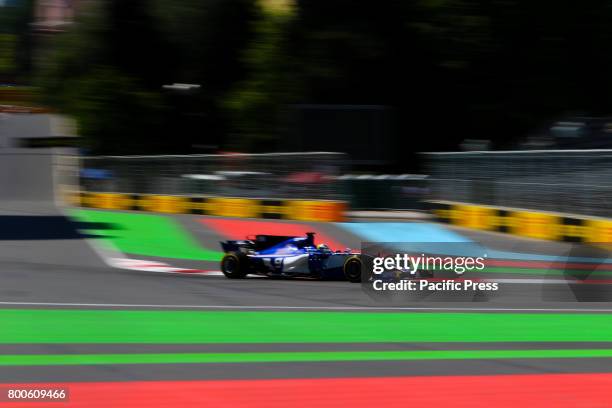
[[2, 113, 612, 406], [5, 209, 612, 310]]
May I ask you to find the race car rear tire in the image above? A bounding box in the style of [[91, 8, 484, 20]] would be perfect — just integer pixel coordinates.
[[343, 255, 362, 283], [221, 252, 248, 279]]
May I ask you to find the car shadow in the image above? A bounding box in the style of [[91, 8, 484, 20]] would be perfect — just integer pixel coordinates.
[[0, 216, 117, 240]]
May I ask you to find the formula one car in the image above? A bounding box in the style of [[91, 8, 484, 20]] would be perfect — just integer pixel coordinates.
[[219, 232, 364, 282]]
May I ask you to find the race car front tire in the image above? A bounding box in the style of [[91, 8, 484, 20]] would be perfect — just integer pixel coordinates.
[[221, 252, 248, 279], [343, 255, 362, 283]]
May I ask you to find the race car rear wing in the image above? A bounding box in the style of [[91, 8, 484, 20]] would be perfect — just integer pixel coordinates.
[[220, 232, 317, 252]]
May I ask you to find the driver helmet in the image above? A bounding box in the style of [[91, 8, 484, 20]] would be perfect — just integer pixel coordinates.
[[317, 243, 330, 251]]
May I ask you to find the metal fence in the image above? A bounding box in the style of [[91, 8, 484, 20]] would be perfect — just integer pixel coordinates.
[[340, 174, 428, 210], [80, 152, 348, 201], [425, 150, 612, 218]]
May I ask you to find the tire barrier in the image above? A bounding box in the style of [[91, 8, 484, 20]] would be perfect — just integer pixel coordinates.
[[68, 192, 347, 222], [430, 200, 612, 243]]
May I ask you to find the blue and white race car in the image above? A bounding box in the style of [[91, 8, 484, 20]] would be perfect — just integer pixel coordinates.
[[219, 232, 364, 282]]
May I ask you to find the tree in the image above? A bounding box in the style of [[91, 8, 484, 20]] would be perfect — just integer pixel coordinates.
[[227, 0, 612, 165], [224, 3, 298, 151], [36, 0, 258, 154], [0, 0, 35, 82]]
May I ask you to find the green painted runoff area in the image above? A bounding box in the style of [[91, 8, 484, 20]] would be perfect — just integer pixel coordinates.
[[2, 349, 612, 366], [70, 209, 222, 261], [3, 310, 612, 343]]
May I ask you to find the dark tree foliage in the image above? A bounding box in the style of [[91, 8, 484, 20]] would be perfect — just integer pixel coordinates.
[[0, 0, 35, 82], [227, 0, 612, 169], [35, 0, 612, 164], [37, 0, 257, 154]]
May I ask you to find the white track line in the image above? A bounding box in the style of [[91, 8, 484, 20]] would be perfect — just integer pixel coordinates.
[[0, 301, 611, 312], [107, 258, 223, 275], [490, 278, 612, 285]]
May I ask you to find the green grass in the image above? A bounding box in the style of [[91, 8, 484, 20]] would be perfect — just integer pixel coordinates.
[[3, 309, 612, 344], [70, 209, 222, 261], [2, 349, 612, 366]]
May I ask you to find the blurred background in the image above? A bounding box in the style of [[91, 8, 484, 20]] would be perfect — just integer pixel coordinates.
[[3, 0, 612, 216], [5, 0, 612, 161]]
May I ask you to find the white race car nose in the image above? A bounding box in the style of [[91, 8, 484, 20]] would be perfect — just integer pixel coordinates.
[[279, 254, 310, 273]]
